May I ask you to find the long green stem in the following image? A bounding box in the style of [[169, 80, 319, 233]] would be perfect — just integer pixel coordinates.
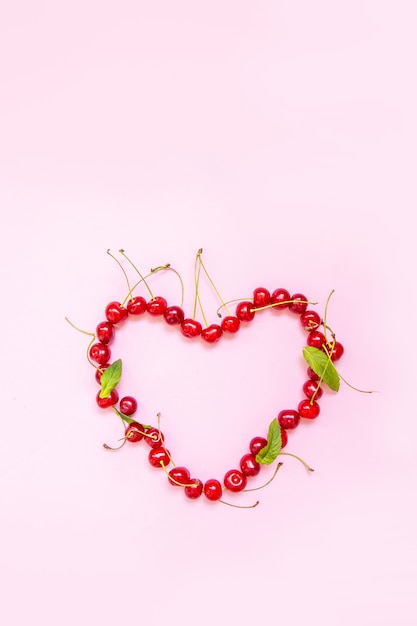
[[151, 264, 185, 308], [107, 249, 133, 300], [198, 251, 231, 315], [243, 462, 284, 492], [278, 452, 314, 472], [119, 249, 154, 299], [193, 250, 208, 326]]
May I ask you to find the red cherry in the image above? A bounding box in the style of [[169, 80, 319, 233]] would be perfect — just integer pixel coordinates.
[[144, 428, 165, 448], [89, 343, 111, 365], [105, 301, 128, 324], [300, 310, 321, 331], [221, 316, 240, 333], [119, 396, 138, 416], [127, 296, 147, 315], [249, 436, 267, 456], [164, 305, 185, 325], [307, 366, 320, 381], [278, 409, 300, 430], [204, 479, 223, 501], [253, 287, 271, 308], [147, 296, 167, 316], [96, 389, 119, 408], [288, 293, 308, 314], [270, 288, 291, 308], [298, 399, 320, 419], [148, 447, 171, 468], [201, 324, 223, 343], [96, 321, 115, 344], [180, 319, 203, 338], [236, 301, 255, 322], [307, 330, 326, 348], [303, 380, 323, 400], [168, 466, 191, 487], [125, 422, 145, 442], [280, 427, 288, 448], [325, 341, 344, 361], [184, 478, 203, 499], [240, 454, 260, 477], [224, 469, 247, 492], [95, 363, 110, 383]]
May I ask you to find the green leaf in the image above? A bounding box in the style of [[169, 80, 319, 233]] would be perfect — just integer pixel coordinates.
[[99, 359, 122, 398], [302, 346, 340, 391], [256, 419, 282, 465]]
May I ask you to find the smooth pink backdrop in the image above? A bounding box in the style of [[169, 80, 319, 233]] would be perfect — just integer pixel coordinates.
[[1, 2, 416, 625]]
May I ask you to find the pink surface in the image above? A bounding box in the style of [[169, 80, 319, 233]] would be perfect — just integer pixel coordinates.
[[1, 2, 416, 625]]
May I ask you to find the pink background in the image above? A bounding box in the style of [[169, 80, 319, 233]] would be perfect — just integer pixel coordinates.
[[1, 2, 416, 624]]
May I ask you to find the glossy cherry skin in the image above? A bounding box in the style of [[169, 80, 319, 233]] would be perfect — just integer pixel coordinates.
[[105, 301, 128, 324], [307, 366, 320, 381], [164, 305, 185, 325], [96, 389, 119, 408], [325, 341, 344, 361], [303, 380, 323, 400], [270, 288, 291, 308], [168, 466, 191, 487], [307, 330, 326, 348], [125, 422, 145, 442], [236, 301, 255, 322], [221, 316, 240, 333], [96, 321, 115, 344], [144, 428, 165, 448], [240, 454, 260, 477], [180, 318, 203, 338], [300, 310, 321, 331], [224, 469, 247, 492], [278, 409, 300, 430], [127, 296, 147, 315], [288, 293, 308, 314], [119, 396, 138, 416], [253, 287, 271, 308], [95, 363, 110, 383], [201, 324, 223, 343], [147, 296, 167, 316], [148, 447, 171, 468], [89, 343, 111, 365], [204, 479, 223, 501], [280, 427, 288, 448], [298, 399, 320, 419], [249, 436, 268, 456], [184, 479, 203, 499]]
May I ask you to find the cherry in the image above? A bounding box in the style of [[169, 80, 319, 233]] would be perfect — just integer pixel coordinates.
[[253, 287, 271, 308], [236, 301, 255, 322], [105, 301, 128, 324], [280, 427, 288, 448], [249, 436, 267, 456], [278, 409, 300, 430], [148, 447, 171, 468], [300, 310, 321, 331], [184, 478, 203, 499], [303, 380, 323, 400], [164, 305, 185, 325], [144, 428, 165, 448], [201, 324, 223, 343], [325, 341, 344, 361], [298, 399, 320, 419], [127, 296, 147, 315], [270, 288, 291, 308], [204, 479, 223, 501], [147, 296, 167, 316], [180, 319, 203, 338], [224, 469, 247, 492], [96, 321, 115, 344], [119, 396, 138, 416], [95, 363, 110, 383], [221, 316, 240, 333], [288, 293, 308, 314], [125, 422, 145, 442], [307, 366, 320, 381], [89, 343, 111, 365], [96, 389, 119, 408], [307, 330, 326, 349], [240, 454, 260, 477], [168, 466, 191, 487]]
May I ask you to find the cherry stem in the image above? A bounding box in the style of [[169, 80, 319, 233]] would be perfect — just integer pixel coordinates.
[[278, 452, 314, 472], [121, 268, 163, 306], [243, 462, 284, 492], [107, 249, 133, 300], [156, 412, 176, 467], [338, 374, 377, 394], [216, 298, 251, 317], [219, 499, 260, 509], [193, 249, 208, 326], [159, 462, 194, 486], [322, 289, 335, 345], [151, 264, 185, 308], [103, 438, 127, 451], [119, 249, 155, 299], [64, 317, 95, 337], [250, 300, 318, 313], [197, 250, 231, 315]]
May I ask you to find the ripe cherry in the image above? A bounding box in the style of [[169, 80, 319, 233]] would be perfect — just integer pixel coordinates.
[[249, 436, 267, 456], [240, 454, 260, 477], [300, 310, 321, 331], [201, 324, 223, 343], [236, 301, 255, 322], [148, 447, 171, 468], [298, 399, 320, 419], [224, 469, 247, 492], [119, 396, 138, 416], [144, 428, 165, 448], [105, 301, 128, 324], [164, 305, 185, 325], [278, 409, 300, 430], [204, 479, 223, 501], [303, 380, 323, 400], [89, 343, 111, 365], [221, 316, 240, 333], [307, 366, 320, 381], [180, 319, 203, 338], [125, 422, 145, 442], [147, 296, 167, 316], [127, 296, 147, 315], [95, 363, 110, 383], [253, 287, 271, 308], [325, 341, 344, 361], [270, 288, 291, 308], [168, 466, 191, 487], [96, 321, 115, 344], [96, 389, 119, 408], [288, 293, 308, 314], [280, 427, 288, 448], [184, 479, 203, 499], [307, 330, 326, 348]]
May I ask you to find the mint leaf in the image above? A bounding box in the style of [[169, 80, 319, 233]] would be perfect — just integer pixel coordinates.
[[256, 419, 282, 465], [99, 359, 122, 398], [302, 346, 340, 391]]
